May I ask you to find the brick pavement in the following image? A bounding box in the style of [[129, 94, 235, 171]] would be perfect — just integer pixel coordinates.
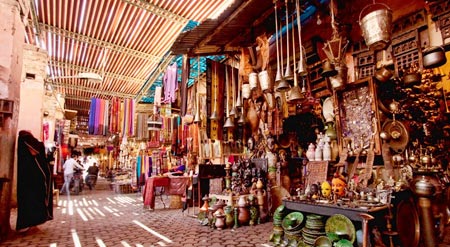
[[3, 184, 274, 247], [3, 179, 450, 247]]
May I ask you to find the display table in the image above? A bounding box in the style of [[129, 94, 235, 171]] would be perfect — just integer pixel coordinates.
[[283, 199, 388, 222], [143, 176, 190, 210]]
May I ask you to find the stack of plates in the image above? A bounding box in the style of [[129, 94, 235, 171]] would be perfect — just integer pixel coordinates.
[[282, 212, 304, 241], [302, 214, 326, 246]]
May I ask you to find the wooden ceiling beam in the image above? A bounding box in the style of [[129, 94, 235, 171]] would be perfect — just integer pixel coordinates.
[[51, 82, 136, 98], [50, 60, 143, 85], [121, 0, 188, 25]]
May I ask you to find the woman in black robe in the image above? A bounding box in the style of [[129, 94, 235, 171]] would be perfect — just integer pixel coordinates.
[[16, 130, 53, 230]]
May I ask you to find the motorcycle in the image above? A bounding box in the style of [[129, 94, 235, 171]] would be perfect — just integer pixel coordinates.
[[85, 174, 98, 190], [71, 168, 84, 195]]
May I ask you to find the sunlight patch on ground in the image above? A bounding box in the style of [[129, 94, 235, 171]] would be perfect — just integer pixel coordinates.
[[95, 237, 107, 247], [68, 201, 74, 215], [103, 206, 114, 213], [120, 240, 132, 246], [76, 208, 88, 221], [107, 198, 116, 204], [82, 208, 95, 220], [93, 207, 106, 216], [132, 220, 172, 244], [71, 229, 82, 247]]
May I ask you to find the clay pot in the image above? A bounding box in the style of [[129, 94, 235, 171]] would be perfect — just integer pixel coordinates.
[[238, 206, 250, 226], [214, 213, 225, 230]]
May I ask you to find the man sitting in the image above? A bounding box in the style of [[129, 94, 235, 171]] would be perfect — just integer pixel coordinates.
[[86, 163, 99, 190]]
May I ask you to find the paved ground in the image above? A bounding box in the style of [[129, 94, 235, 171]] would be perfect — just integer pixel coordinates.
[[2, 178, 450, 247], [3, 180, 274, 247]]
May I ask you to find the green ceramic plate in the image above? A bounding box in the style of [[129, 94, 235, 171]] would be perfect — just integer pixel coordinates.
[[325, 214, 356, 243], [314, 236, 332, 247], [282, 212, 304, 231], [334, 239, 353, 247]]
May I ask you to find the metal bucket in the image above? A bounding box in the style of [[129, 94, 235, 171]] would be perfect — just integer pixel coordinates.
[[359, 3, 392, 51]]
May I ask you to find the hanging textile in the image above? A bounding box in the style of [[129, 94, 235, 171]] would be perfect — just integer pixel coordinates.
[[136, 113, 149, 140], [154, 86, 162, 106], [88, 98, 110, 135], [17, 131, 53, 230], [180, 55, 190, 116], [109, 97, 120, 134], [163, 63, 178, 103], [120, 98, 136, 137]]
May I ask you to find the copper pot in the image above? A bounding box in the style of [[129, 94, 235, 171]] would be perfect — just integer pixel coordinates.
[[423, 46, 446, 69], [374, 66, 393, 82], [403, 72, 421, 85]]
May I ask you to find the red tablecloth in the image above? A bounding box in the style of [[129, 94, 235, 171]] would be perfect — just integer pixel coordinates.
[[142, 176, 189, 209]]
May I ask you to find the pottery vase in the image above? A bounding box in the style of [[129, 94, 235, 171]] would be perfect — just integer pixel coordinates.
[[323, 142, 331, 161], [325, 122, 337, 140], [306, 143, 315, 161], [249, 206, 259, 226], [315, 145, 323, 161], [330, 140, 339, 161], [237, 195, 247, 207], [214, 213, 226, 230], [238, 206, 250, 226], [256, 178, 264, 189], [256, 189, 266, 206], [224, 205, 234, 228], [259, 205, 268, 223]]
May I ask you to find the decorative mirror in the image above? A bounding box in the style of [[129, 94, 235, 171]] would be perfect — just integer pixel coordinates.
[[333, 78, 382, 155]]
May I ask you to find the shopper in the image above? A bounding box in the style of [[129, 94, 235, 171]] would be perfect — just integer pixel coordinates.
[[60, 154, 83, 195]]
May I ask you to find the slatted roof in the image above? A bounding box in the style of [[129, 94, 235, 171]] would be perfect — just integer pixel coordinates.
[[24, 0, 235, 119], [23, 0, 334, 134]]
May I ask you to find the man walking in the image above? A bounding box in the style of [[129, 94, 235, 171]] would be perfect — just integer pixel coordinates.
[[60, 154, 83, 195]]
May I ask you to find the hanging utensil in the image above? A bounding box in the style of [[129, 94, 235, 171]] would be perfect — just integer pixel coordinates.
[[194, 56, 201, 123], [295, 0, 308, 77], [229, 66, 237, 116], [236, 64, 242, 108], [274, 1, 282, 84], [210, 63, 219, 120], [276, 2, 290, 92], [284, 0, 294, 81], [288, 14, 304, 103], [224, 66, 234, 128]]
